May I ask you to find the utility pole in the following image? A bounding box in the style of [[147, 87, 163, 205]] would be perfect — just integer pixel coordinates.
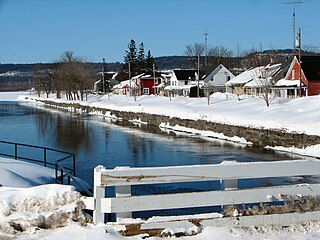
[[102, 58, 106, 94], [197, 55, 200, 98], [203, 29, 209, 66], [153, 63, 156, 95], [129, 62, 131, 97], [297, 27, 302, 97], [283, 1, 303, 54]]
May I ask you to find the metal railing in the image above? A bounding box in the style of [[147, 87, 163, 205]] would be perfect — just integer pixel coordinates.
[[0, 140, 92, 196]]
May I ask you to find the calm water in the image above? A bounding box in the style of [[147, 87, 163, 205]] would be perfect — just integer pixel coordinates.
[[0, 101, 305, 217], [0, 101, 300, 184]]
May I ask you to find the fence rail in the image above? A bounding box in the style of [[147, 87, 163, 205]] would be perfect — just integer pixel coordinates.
[[82, 159, 320, 225], [0, 140, 92, 196]]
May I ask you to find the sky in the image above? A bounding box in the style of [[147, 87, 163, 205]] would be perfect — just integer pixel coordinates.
[[0, 0, 319, 64]]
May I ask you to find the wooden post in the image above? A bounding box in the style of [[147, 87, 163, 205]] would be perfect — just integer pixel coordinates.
[[220, 178, 238, 211], [115, 166, 132, 221], [93, 165, 105, 224]]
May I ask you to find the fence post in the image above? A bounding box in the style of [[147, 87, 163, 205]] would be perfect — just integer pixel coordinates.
[[114, 166, 132, 221], [220, 179, 238, 191], [93, 165, 105, 224], [14, 144, 18, 159], [44, 148, 47, 167], [73, 155, 76, 177]]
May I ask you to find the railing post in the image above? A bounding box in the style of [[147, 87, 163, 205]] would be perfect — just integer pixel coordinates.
[[114, 166, 132, 221], [55, 163, 58, 183], [44, 148, 47, 167], [73, 155, 76, 177], [93, 165, 105, 224], [61, 168, 64, 184], [14, 144, 18, 159]]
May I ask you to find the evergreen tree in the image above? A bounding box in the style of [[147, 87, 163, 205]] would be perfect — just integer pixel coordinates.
[[145, 50, 154, 70], [137, 42, 146, 71], [124, 39, 138, 76]]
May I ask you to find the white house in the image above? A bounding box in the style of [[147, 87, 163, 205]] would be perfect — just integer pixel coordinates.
[[164, 69, 203, 97], [203, 64, 235, 93]]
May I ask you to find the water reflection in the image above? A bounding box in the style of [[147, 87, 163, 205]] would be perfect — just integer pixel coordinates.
[[34, 107, 95, 154]]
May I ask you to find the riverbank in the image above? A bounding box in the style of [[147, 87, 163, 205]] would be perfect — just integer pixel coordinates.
[[2, 92, 320, 239], [18, 93, 320, 150]]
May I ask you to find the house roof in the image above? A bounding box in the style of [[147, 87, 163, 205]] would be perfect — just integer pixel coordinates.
[[301, 55, 320, 80], [226, 66, 263, 86], [244, 77, 271, 88], [226, 63, 282, 86], [275, 79, 302, 87], [173, 69, 196, 80], [204, 64, 235, 82]]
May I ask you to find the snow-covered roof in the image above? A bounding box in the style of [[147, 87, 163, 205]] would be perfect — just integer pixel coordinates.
[[275, 79, 301, 87], [164, 86, 182, 90], [154, 82, 166, 88], [226, 63, 282, 87], [112, 79, 138, 89], [244, 77, 272, 88], [226, 67, 263, 86]]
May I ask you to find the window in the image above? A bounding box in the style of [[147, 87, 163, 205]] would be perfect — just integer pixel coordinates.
[[154, 78, 158, 84], [185, 80, 188, 85], [143, 88, 149, 95], [292, 70, 295, 79]]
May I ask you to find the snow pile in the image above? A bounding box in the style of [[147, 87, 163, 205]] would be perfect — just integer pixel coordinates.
[[266, 144, 320, 158], [0, 184, 84, 236], [159, 122, 252, 145], [0, 157, 55, 188]]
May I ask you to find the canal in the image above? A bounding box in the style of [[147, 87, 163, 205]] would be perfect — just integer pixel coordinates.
[[0, 101, 303, 217]]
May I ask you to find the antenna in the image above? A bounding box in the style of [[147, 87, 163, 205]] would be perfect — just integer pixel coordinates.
[[283, 1, 303, 54], [203, 29, 209, 66]]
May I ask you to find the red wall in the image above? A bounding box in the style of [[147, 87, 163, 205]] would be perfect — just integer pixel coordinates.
[[308, 82, 320, 96], [141, 79, 155, 95]]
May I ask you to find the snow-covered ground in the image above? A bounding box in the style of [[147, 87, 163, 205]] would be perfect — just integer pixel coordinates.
[[1, 91, 320, 239]]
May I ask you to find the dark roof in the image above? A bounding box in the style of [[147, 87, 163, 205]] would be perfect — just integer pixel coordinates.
[[173, 69, 196, 80], [301, 55, 320, 80]]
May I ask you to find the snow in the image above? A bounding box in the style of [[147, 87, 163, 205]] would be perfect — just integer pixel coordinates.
[[2, 91, 320, 239], [0, 157, 55, 187], [18, 91, 320, 136], [275, 79, 301, 87]]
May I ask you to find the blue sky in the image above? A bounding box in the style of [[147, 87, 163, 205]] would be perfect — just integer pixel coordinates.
[[0, 0, 319, 64]]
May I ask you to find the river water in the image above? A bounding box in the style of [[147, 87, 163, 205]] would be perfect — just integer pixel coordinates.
[[0, 101, 303, 217]]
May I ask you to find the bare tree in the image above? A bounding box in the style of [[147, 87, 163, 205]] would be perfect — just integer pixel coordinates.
[[184, 43, 205, 67], [50, 52, 94, 101]]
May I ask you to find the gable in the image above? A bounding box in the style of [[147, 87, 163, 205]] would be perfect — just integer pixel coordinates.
[[173, 70, 196, 81]]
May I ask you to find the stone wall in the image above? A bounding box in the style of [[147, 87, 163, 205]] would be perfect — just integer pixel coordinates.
[[37, 99, 320, 148]]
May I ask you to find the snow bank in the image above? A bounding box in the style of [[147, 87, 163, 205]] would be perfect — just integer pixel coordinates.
[[0, 157, 55, 188], [18, 92, 320, 136], [266, 144, 320, 158], [0, 184, 84, 236]]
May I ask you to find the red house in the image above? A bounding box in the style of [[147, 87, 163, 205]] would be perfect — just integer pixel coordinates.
[[138, 73, 163, 95], [274, 55, 320, 97]]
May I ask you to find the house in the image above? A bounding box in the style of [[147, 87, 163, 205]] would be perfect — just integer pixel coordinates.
[[226, 63, 281, 96], [137, 72, 164, 95], [94, 72, 118, 93], [203, 64, 235, 94], [274, 56, 320, 97], [112, 76, 140, 96], [164, 69, 202, 97]]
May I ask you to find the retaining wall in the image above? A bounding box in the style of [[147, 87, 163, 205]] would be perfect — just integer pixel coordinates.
[[35, 98, 320, 148]]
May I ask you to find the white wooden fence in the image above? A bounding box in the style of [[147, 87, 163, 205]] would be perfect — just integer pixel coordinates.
[[82, 160, 320, 225]]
